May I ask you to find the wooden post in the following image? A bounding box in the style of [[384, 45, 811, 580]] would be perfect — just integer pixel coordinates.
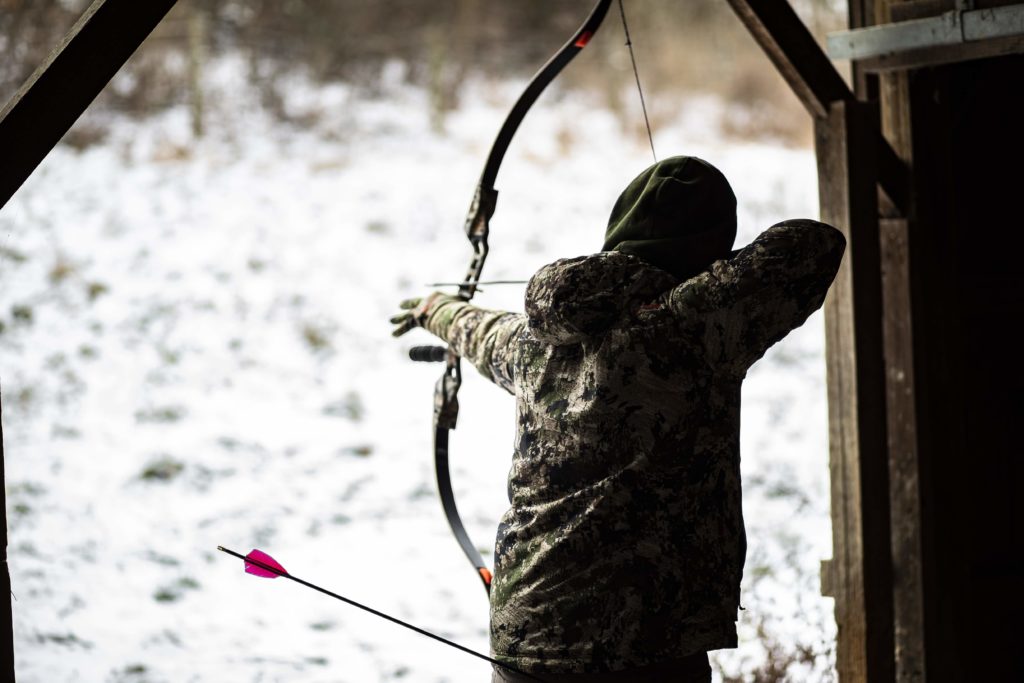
[[849, 5, 928, 680], [874, 37, 930, 681], [0, 384, 13, 678], [879, 216, 926, 683], [816, 99, 895, 683]]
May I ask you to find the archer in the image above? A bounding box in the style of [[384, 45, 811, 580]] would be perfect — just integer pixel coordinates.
[[392, 155, 846, 682]]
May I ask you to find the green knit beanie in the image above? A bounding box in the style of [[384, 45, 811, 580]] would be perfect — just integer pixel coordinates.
[[602, 156, 737, 280]]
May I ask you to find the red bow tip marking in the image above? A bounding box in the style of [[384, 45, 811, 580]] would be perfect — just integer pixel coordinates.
[[574, 31, 594, 48], [479, 567, 493, 586], [244, 549, 288, 578]]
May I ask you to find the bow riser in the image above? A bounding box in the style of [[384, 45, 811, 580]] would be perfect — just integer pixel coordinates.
[[459, 185, 497, 299], [433, 0, 614, 594]]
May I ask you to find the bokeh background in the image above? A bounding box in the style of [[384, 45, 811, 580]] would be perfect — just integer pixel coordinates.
[[2, 1, 848, 681]]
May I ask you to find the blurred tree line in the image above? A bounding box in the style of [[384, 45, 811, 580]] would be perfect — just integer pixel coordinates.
[[0, 0, 843, 145]]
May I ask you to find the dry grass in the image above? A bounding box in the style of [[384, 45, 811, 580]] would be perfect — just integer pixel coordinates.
[[61, 121, 110, 151], [3, 1, 845, 151], [563, 2, 838, 148]]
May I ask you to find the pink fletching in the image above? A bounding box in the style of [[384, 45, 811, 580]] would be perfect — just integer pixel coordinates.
[[245, 549, 288, 578]]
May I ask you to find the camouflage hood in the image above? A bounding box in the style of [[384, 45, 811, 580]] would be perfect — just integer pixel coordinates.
[[603, 156, 737, 281], [524, 251, 679, 346]]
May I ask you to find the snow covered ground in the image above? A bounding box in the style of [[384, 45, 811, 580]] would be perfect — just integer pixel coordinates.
[[2, 61, 835, 682]]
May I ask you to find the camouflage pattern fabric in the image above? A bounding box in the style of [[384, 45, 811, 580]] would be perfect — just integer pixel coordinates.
[[423, 219, 846, 674]]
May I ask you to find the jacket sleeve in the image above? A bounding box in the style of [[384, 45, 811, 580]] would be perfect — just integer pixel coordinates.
[[424, 300, 526, 395], [664, 219, 846, 373]]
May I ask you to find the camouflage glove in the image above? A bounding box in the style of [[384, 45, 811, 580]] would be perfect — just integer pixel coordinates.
[[390, 292, 461, 338]]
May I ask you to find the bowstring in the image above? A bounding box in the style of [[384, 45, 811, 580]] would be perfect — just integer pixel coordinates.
[[617, 0, 657, 162]]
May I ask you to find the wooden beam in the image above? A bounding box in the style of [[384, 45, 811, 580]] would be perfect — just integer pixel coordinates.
[[827, 4, 1024, 62], [725, 0, 910, 216], [817, 99, 895, 683], [0, 0, 179, 210], [856, 33, 1024, 71]]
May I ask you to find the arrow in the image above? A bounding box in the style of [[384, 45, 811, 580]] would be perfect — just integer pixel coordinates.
[[425, 279, 527, 287], [217, 546, 549, 682]]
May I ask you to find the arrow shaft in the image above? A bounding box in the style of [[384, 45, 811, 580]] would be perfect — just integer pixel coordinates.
[[217, 546, 547, 682], [426, 279, 527, 287]]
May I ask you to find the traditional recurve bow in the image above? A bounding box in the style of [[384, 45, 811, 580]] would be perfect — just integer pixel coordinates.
[[409, 0, 614, 594]]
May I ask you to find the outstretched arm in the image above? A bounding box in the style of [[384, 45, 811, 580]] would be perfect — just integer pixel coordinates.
[[665, 219, 846, 373], [391, 293, 525, 394]]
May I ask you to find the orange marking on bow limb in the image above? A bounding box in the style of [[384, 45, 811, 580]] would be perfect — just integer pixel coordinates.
[[575, 31, 594, 47], [479, 568, 493, 585]]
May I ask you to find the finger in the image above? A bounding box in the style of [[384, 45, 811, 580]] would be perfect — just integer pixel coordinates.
[[399, 297, 422, 310], [391, 319, 417, 338], [389, 312, 412, 325]]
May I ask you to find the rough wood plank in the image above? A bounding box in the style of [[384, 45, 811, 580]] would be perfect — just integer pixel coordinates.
[[857, 33, 1024, 71], [817, 99, 895, 683], [879, 217, 926, 683], [0, 0, 179, 209], [870, 21, 928, 675]]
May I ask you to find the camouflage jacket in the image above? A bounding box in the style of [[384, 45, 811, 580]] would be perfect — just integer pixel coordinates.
[[424, 220, 846, 673]]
